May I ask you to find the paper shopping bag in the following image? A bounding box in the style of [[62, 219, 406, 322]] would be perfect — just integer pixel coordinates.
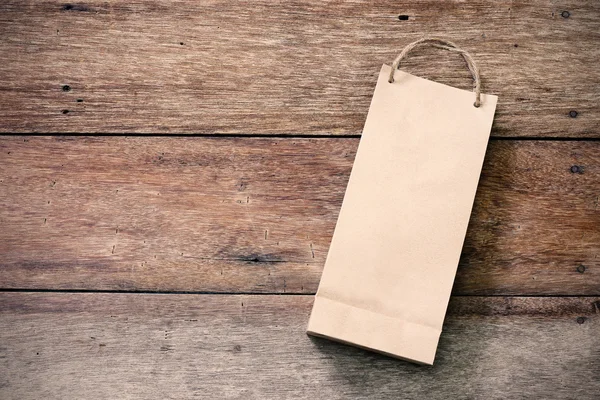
[[307, 38, 498, 365]]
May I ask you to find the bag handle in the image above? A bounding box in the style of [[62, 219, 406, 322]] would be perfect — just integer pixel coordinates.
[[388, 37, 482, 108]]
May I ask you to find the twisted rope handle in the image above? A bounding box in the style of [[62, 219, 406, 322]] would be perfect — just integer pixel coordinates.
[[388, 38, 482, 107]]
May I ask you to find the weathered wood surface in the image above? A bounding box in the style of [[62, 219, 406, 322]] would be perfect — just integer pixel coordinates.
[[0, 0, 598, 136], [1, 136, 598, 294], [0, 293, 598, 399]]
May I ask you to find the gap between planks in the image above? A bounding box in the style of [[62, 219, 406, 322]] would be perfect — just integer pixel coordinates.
[[0, 134, 600, 141], [1, 289, 599, 299]]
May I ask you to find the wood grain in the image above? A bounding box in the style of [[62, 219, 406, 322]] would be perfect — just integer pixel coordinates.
[[0, 293, 598, 399], [0, 0, 598, 136], [1, 136, 598, 295]]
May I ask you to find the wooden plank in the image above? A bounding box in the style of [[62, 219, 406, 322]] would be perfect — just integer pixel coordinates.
[[0, 0, 598, 137], [1, 136, 598, 294], [0, 293, 598, 399]]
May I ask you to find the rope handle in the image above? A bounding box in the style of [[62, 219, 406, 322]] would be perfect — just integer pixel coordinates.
[[388, 38, 482, 108]]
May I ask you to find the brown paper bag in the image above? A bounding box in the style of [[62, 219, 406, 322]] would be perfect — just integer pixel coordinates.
[[307, 38, 498, 365]]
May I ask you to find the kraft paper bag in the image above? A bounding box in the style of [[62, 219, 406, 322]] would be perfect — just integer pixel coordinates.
[[307, 38, 498, 365]]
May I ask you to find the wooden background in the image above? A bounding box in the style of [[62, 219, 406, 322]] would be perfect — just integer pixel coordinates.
[[0, 1, 598, 398]]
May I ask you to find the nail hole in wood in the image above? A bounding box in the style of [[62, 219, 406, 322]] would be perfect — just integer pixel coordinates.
[[62, 85, 71, 92], [76, 99, 83, 102], [398, 15, 409, 21], [576, 316, 586, 324], [570, 165, 583, 174], [63, 4, 73, 10], [61, 109, 69, 114], [577, 264, 586, 273], [561, 11, 570, 18], [569, 110, 578, 118]]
